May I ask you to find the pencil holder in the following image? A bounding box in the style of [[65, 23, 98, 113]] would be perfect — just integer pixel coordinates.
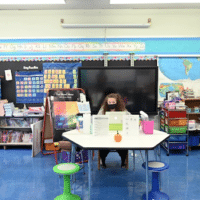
[[141, 120, 154, 134]]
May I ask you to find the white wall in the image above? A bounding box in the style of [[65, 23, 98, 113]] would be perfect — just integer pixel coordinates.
[[0, 9, 200, 38]]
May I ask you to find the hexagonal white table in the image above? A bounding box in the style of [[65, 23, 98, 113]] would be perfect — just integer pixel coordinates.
[[62, 129, 169, 200]]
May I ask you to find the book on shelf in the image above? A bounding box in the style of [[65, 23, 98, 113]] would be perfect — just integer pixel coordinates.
[[0, 118, 31, 128], [0, 131, 33, 144]]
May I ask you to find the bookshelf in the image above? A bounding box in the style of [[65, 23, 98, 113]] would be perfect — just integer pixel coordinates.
[[184, 99, 200, 149], [0, 116, 43, 157]]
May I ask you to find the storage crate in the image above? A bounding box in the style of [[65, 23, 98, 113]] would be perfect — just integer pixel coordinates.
[[164, 109, 186, 118], [164, 125, 187, 134], [160, 115, 164, 119], [169, 143, 187, 150], [169, 135, 187, 142], [62, 149, 88, 163], [160, 125, 165, 132], [160, 118, 165, 126], [165, 118, 187, 126]]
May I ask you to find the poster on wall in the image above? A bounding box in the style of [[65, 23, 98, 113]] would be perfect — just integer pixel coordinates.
[[158, 57, 200, 100], [0, 78, 1, 99], [15, 71, 44, 103], [43, 62, 82, 99]]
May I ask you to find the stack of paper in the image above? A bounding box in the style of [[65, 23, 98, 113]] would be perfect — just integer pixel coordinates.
[[3, 103, 15, 117], [92, 115, 109, 136], [24, 106, 44, 117]]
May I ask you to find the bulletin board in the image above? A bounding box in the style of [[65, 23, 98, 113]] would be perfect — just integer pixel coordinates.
[[43, 62, 81, 98], [15, 71, 44, 103], [0, 78, 1, 99]]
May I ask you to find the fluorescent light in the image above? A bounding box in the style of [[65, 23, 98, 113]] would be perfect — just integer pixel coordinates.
[[0, 0, 65, 4], [110, 0, 200, 3], [61, 24, 151, 28]]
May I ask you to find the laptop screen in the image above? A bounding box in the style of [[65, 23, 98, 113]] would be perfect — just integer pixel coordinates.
[[106, 111, 126, 131]]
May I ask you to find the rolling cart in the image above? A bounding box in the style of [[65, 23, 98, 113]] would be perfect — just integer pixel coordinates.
[[160, 104, 189, 156]]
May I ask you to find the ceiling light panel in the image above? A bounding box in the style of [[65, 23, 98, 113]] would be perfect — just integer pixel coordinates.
[[0, 0, 65, 4], [110, 0, 200, 3]]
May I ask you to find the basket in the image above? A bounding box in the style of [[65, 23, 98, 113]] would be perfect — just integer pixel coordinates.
[[141, 120, 154, 134]]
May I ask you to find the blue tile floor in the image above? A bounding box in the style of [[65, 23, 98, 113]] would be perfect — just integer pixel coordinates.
[[0, 147, 200, 200]]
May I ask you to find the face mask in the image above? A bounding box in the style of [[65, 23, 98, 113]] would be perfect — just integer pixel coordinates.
[[108, 104, 117, 110]]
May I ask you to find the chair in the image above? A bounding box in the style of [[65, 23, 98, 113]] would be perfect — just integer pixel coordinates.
[[97, 150, 129, 170], [142, 161, 169, 200], [53, 163, 81, 200]]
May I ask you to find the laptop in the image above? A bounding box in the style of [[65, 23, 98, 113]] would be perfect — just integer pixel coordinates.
[[106, 111, 126, 131]]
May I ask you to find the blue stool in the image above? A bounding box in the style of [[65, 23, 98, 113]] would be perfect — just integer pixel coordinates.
[[142, 161, 169, 200]]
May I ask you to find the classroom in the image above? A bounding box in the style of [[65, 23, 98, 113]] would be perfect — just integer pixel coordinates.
[[0, 1, 200, 200]]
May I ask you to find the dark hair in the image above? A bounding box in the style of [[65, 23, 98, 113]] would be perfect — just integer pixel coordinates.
[[101, 93, 126, 115]]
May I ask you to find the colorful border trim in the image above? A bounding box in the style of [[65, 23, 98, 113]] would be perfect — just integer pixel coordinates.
[[0, 56, 157, 62]]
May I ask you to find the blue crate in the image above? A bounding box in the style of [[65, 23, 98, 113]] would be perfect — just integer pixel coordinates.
[[169, 143, 187, 150], [62, 149, 88, 163], [188, 136, 200, 147], [169, 135, 187, 142]]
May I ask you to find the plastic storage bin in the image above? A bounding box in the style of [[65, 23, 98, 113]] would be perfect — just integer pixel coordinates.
[[164, 125, 187, 134], [169, 135, 187, 142], [62, 150, 88, 163], [164, 109, 186, 118], [160, 118, 165, 126], [165, 118, 187, 126], [169, 143, 187, 150]]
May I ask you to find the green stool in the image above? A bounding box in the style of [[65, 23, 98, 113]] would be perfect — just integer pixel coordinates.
[[53, 163, 81, 200]]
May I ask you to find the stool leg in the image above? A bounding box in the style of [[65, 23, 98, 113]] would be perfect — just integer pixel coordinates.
[[58, 152, 62, 179], [81, 150, 85, 174], [154, 148, 157, 161], [152, 172, 159, 192], [160, 171, 162, 190], [54, 174, 81, 200], [133, 150, 135, 171], [63, 175, 71, 194], [59, 152, 62, 164]]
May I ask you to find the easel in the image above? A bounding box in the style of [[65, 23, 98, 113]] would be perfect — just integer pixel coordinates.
[[41, 88, 85, 164]]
